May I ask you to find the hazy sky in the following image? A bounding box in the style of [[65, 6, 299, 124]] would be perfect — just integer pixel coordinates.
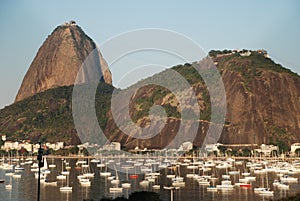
[[0, 1, 299, 108]]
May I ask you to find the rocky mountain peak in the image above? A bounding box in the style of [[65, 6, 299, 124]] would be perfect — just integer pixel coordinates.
[[15, 21, 112, 102]]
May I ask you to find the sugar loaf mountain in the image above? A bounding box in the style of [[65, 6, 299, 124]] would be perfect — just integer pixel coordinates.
[[1, 21, 300, 150]]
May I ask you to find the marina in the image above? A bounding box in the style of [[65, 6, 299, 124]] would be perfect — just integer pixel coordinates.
[[1, 156, 300, 201]]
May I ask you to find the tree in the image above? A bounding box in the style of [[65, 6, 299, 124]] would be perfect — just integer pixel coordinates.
[[218, 145, 227, 156], [229, 149, 237, 156], [242, 148, 251, 157], [81, 147, 90, 156], [69, 146, 79, 155], [0, 150, 7, 156], [277, 141, 289, 154]]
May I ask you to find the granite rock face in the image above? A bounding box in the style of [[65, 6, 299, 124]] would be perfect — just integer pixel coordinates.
[[104, 53, 300, 149], [15, 22, 112, 102]]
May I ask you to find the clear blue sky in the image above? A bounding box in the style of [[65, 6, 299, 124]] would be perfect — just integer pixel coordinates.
[[0, 1, 299, 108]]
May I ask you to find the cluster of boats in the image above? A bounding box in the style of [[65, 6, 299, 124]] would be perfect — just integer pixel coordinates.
[[0, 156, 28, 189], [1, 155, 300, 198]]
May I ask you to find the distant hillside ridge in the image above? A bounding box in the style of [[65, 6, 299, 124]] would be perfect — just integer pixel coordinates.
[[104, 50, 300, 150], [1, 48, 299, 153]]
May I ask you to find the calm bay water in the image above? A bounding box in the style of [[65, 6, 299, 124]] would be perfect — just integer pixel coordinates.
[[1, 158, 300, 201]]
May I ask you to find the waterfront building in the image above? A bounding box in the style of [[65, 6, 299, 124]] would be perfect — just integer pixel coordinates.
[[254, 144, 278, 156], [205, 143, 221, 153], [103, 142, 121, 151], [291, 143, 300, 156], [3, 141, 19, 151], [178, 141, 193, 152]]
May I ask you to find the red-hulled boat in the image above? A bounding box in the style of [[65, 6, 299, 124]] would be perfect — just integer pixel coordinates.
[[129, 175, 139, 179], [240, 183, 251, 188]]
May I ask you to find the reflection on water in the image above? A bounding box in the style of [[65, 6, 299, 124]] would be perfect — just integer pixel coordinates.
[[0, 157, 300, 201]]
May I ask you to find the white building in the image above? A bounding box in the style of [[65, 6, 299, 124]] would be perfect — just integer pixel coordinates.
[[103, 142, 121, 151], [3, 141, 19, 150], [178, 141, 193, 152], [63, 20, 77, 26], [33, 143, 41, 153], [205, 143, 222, 153], [254, 144, 278, 156], [18, 142, 32, 152], [258, 49, 269, 58], [291, 143, 300, 156], [240, 51, 251, 57], [45, 142, 64, 151]]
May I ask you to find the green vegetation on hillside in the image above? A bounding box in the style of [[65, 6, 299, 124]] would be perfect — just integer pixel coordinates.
[[130, 63, 211, 123], [1, 49, 299, 146], [0, 83, 114, 144], [211, 50, 298, 77], [267, 126, 293, 153]]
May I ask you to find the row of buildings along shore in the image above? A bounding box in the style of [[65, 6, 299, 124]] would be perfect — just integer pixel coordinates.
[[1, 135, 300, 157]]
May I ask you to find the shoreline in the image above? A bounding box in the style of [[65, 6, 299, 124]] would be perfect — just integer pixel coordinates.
[[1, 155, 299, 161]]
